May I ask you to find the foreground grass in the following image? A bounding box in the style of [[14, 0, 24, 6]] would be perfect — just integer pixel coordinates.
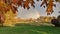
[[0, 25, 60, 34]]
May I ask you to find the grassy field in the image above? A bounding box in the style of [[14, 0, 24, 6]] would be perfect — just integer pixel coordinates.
[[0, 25, 60, 34]]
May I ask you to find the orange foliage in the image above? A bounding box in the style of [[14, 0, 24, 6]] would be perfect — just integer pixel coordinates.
[[23, 1, 30, 9], [40, 0, 56, 15], [40, 0, 48, 7], [46, 0, 56, 15]]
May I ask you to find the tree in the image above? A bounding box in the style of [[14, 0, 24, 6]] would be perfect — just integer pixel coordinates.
[[0, 0, 60, 26]]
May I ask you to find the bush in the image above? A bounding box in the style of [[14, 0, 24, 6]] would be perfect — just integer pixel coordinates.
[[57, 15, 60, 23], [51, 18, 60, 27]]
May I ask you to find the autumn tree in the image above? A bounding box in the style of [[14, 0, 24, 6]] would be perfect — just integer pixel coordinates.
[[0, 0, 60, 26]]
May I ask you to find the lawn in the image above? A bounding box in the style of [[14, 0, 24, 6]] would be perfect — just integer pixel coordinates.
[[0, 25, 60, 34]]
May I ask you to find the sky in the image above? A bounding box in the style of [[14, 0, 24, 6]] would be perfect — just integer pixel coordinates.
[[17, 0, 60, 19]]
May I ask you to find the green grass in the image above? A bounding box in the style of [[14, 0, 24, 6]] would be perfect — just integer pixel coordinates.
[[0, 25, 60, 34]]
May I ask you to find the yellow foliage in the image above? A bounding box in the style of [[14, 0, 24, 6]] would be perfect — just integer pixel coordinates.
[[4, 9, 17, 26], [0, 1, 18, 26]]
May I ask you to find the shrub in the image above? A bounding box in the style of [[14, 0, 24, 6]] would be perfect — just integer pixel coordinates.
[[57, 15, 60, 23], [51, 18, 60, 27]]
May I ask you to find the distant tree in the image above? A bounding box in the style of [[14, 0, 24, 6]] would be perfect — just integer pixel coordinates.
[[55, 0, 60, 2]]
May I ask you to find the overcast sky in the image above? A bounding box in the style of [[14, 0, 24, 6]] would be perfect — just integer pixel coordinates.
[[17, 0, 60, 19]]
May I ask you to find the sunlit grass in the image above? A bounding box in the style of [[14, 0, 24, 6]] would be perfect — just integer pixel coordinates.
[[0, 25, 60, 34]]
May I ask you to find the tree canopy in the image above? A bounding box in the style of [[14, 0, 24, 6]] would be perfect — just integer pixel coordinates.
[[0, 0, 60, 14], [0, 0, 60, 25]]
